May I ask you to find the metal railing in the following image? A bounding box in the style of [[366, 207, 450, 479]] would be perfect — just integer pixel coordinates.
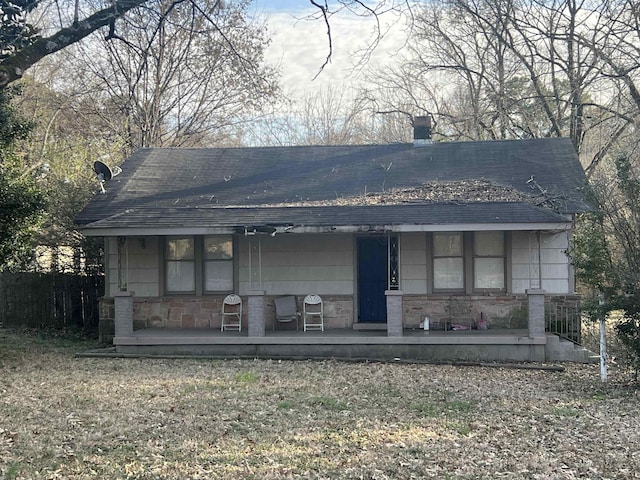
[[545, 303, 581, 344]]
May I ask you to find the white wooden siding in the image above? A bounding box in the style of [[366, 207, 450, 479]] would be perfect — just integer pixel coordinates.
[[238, 234, 353, 295], [511, 231, 570, 294], [400, 233, 428, 294], [105, 229, 572, 298], [106, 236, 161, 297], [106, 237, 117, 297]]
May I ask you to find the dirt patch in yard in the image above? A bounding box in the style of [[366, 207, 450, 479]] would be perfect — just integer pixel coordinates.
[[0, 330, 638, 479]]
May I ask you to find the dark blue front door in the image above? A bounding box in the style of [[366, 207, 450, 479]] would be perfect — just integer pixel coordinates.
[[357, 237, 388, 323]]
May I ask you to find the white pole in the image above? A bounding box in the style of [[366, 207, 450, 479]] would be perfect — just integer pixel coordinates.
[[599, 292, 607, 382]]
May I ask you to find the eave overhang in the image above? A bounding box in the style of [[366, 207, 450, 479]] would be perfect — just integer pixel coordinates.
[[80, 222, 572, 237], [78, 203, 573, 237]]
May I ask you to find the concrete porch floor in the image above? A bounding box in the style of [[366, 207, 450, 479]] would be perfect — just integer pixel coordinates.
[[113, 328, 553, 362], [115, 327, 533, 344]]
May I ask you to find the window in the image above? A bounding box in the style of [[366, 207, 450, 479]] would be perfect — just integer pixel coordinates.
[[204, 236, 233, 292], [433, 232, 464, 290], [166, 236, 195, 293], [165, 235, 234, 294], [473, 231, 505, 289]]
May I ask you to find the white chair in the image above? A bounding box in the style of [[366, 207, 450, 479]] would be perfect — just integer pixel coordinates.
[[303, 294, 324, 332], [221, 294, 242, 332]]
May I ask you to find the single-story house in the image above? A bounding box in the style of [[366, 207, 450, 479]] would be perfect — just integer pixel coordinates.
[[76, 119, 594, 362]]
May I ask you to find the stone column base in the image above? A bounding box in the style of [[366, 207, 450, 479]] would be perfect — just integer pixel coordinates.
[[114, 291, 135, 338], [526, 288, 546, 338], [247, 291, 266, 337], [385, 290, 404, 337]]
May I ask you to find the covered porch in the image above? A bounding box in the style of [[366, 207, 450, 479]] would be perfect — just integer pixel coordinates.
[[110, 289, 594, 362]]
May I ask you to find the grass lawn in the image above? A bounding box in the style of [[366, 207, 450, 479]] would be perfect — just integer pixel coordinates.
[[0, 329, 639, 479]]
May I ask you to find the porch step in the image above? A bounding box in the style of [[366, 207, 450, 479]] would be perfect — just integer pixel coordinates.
[[352, 323, 387, 331], [545, 334, 598, 363]]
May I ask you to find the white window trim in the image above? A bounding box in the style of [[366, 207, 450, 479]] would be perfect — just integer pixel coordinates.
[[164, 235, 234, 295]]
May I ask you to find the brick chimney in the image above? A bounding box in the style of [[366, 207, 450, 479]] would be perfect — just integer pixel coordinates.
[[413, 116, 432, 146]]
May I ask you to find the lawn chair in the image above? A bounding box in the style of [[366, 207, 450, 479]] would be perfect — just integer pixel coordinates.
[[303, 294, 324, 332], [220, 294, 242, 332], [274, 295, 299, 330]]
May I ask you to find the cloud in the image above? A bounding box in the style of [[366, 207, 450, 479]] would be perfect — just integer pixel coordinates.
[[264, 8, 409, 98]]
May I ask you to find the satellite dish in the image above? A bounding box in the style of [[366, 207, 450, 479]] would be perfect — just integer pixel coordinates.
[[94, 160, 113, 181], [93, 160, 122, 193]]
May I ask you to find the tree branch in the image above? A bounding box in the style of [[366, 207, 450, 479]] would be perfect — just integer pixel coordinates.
[[309, 0, 333, 80], [0, 0, 149, 87]]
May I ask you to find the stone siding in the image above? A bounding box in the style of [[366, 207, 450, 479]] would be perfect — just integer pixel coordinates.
[[133, 296, 231, 329], [98, 294, 354, 340], [402, 294, 580, 331], [403, 295, 527, 330], [267, 295, 353, 330], [98, 293, 578, 341]]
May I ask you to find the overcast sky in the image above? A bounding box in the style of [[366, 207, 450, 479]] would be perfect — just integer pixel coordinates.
[[251, 1, 409, 98]]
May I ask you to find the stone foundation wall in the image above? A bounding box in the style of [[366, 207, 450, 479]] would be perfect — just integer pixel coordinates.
[[403, 295, 528, 330], [265, 295, 354, 330], [403, 294, 580, 331], [546, 295, 580, 311], [133, 297, 230, 329], [98, 294, 354, 341], [98, 293, 578, 342]]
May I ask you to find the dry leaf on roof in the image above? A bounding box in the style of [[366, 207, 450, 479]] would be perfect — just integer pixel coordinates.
[[271, 180, 536, 207]]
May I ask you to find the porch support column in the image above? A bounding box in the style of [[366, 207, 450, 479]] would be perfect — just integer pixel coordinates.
[[385, 290, 404, 337], [247, 290, 266, 337], [526, 288, 546, 338], [114, 291, 134, 338]]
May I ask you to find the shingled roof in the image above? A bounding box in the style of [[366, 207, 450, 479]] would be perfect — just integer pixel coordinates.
[[76, 137, 590, 233]]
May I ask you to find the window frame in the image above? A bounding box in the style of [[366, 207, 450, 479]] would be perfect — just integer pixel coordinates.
[[163, 235, 234, 295], [428, 231, 509, 295], [203, 235, 234, 294], [472, 231, 506, 292], [432, 232, 465, 292], [165, 236, 196, 294]]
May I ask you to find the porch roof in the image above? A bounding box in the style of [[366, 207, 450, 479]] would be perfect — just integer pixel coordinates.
[[76, 137, 590, 233], [80, 202, 571, 236]]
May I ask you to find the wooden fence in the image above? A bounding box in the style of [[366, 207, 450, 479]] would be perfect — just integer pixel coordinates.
[[0, 272, 104, 333]]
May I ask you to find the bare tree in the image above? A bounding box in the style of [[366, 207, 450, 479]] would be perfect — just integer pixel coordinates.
[[573, 0, 640, 174], [0, 0, 150, 87], [362, 0, 534, 142], [11, 76, 127, 269], [249, 85, 410, 146], [293, 87, 372, 145], [0, 0, 412, 89], [365, 0, 639, 174], [63, 0, 278, 149]]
